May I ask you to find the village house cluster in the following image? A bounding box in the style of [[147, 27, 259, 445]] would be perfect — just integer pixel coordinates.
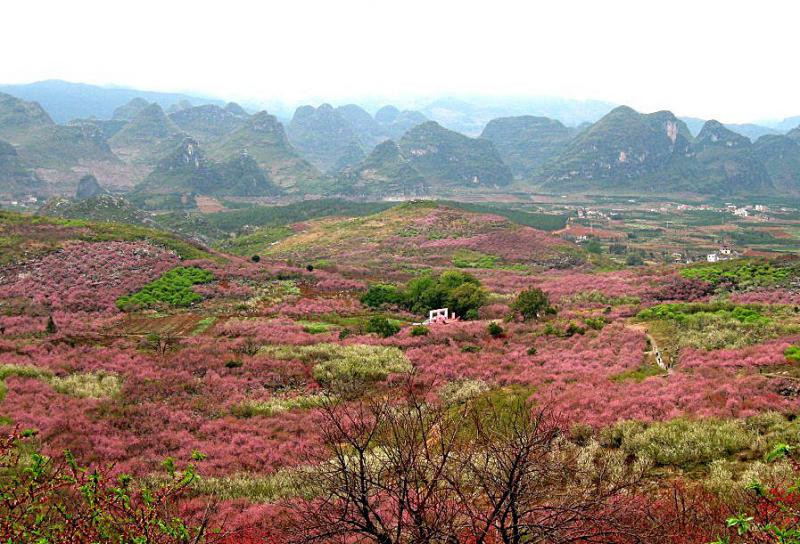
[[0, 194, 39, 209], [705, 243, 738, 263]]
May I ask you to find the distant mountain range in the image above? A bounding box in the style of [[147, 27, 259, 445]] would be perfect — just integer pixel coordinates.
[[134, 137, 280, 199], [419, 96, 616, 136], [679, 117, 780, 142], [0, 80, 220, 123], [287, 104, 366, 173], [336, 121, 512, 197], [285, 103, 432, 174], [480, 116, 578, 178], [109, 103, 185, 165], [0, 138, 43, 196], [205, 111, 321, 191], [534, 106, 783, 194], [1, 80, 800, 202]]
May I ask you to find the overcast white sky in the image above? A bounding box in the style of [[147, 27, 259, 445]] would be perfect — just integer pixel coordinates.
[[2, 0, 798, 123]]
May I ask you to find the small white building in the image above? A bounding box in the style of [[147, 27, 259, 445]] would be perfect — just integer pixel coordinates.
[[733, 208, 749, 217], [707, 253, 720, 263], [425, 308, 456, 324]]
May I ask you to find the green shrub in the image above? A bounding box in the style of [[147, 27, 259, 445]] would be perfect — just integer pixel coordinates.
[[447, 281, 488, 319], [410, 325, 429, 337], [625, 254, 644, 266], [244, 280, 299, 309], [584, 316, 607, 330], [512, 287, 553, 321], [461, 344, 481, 353], [191, 317, 217, 335], [360, 283, 404, 309], [542, 323, 559, 336], [569, 423, 594, 445], [540, 321, 587, 337], [194, 472, 300, 502], [564, 322, 586, 337], [225, 359, 243, 369], [116, 267, 214, 310], [584, 240, 603, 254], [526, 346, 537, 356], [785, 345, 800, 363], [487, 322, 504, 338], [365, 316, 401, 338]]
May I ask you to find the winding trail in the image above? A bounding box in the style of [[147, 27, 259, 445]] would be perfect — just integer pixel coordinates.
[[628, 323, 672, 375]]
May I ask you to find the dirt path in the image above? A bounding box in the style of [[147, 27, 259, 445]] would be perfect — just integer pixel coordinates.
[[628, 323, 672, 374]]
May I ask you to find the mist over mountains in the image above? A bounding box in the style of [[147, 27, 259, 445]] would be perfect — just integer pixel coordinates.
[[0, 80, 221, 124], [1, 79, 800, 204]]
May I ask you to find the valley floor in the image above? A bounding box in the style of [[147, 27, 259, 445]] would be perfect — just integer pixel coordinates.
[[1, 203, 800, 542]]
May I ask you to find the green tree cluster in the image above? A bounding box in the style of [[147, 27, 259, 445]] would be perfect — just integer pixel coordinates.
[[361, 270, 487, 319]]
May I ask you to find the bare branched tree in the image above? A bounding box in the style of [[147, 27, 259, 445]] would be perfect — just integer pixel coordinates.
[[285, 390, 661, 544], [285, 391, 465, 544], [454, 398, 653, 544]]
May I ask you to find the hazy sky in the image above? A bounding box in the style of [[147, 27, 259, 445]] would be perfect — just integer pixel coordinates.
[[2, 0, 798, 122]]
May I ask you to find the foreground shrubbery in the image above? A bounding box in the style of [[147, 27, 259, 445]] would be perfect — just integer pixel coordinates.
[[604, 418, 754, 467], [116, 266, 214, 310], [288, 392, 660, 543], [601, 413, 800, 469], [0, 428, 213, 543], [283, 391, 800, 544]]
